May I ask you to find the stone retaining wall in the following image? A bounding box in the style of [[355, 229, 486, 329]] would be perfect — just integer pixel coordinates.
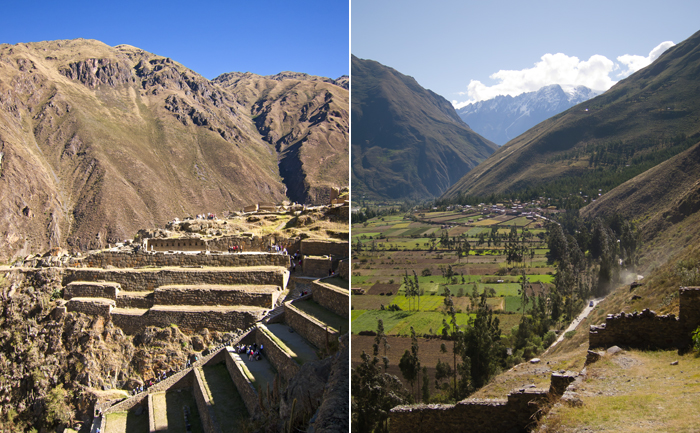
[[224, 351, 259, 416], [300, 240, 349, 258], [312, 280, 349, 319], [63, 267, 288, 292], [147, 393, 160, 432], [66, 298, 114, 318], [303, 256, 333, 278], [111, 306, 266, 334], [64, 282, 121, 300], [153, 285, 280, 308], [284, 301, 339, 350], [589, 287, 700, 349], [679, 287, 700, 338], [116, 293, 154, 309], [255, 324, 300, 383], [389, 388, 548, 433], [338, 259, 349, 281], [589, 309, 683, 349], [193, 367, 222, 433], [99, 330, 251, 417], [78, 251, 289, 269]]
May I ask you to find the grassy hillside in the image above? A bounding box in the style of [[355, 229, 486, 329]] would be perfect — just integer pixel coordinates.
[[351, 55, 497, 200], [441, 29, 700, 203]]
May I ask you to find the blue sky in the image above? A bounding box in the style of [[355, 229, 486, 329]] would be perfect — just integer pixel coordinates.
[[0, 0, 349, 80], [352, 0, 700, 106]]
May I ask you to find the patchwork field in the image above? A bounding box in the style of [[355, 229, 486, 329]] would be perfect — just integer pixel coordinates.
[[352, 208, 553, 399]]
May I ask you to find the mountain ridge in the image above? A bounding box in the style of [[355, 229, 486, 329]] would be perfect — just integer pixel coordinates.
[[351, 55, 496, 200], [0, 39, 348, 261], [441, 28, 700, 202], [457, 84, 600, 146]]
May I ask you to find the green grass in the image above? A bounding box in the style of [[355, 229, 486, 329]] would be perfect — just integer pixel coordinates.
[[259, 325, 300, 364], [504, 296, 524, 313], [104, 410, 149, 433], [293, 299, 348, 334], [351, 309, 475, 336], [322, 276, 349, 290], [165, 389, 204, 433], [391, 295, 447, 311], [200, 364, 250, 432]]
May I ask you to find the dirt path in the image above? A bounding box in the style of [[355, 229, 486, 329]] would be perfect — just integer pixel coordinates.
[[544, 297, 604, 355]]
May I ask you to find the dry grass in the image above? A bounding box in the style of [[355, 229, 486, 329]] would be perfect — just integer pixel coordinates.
[[537, 349, 700, 432]]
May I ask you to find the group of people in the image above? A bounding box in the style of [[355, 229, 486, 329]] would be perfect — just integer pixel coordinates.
[[290, 250, 303, 273], [269, 244, 288, 254], [227, 245, 244, 253], [235, 342, 264, 361], [125, 335, 243, 397], [129, 369, 174, 395]]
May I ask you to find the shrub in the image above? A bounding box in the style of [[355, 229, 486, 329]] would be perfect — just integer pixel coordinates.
[[543, 330, 557, 347], [564, 330, 576, 339], [692, 326, 700, 352]]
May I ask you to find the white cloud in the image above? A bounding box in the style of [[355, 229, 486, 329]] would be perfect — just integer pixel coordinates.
[[452, 41, 675, 108], [617, 41, 675, 78]]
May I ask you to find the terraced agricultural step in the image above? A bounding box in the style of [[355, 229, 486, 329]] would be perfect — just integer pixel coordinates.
[[196, 363, 250, 433], [311, 278, 349, 318], [153, 284, 281, 308], [117, 291, 154, 309], [103, 409, 149, 433], [148, 389, 204, 433], [65, 297, 115, 317], [148, 392, 168, 432], [111, 305, 267, 334], [284, 299, 346, 350], [255, 323, 319, 382], [63, 266, 289, 292], [64, 281, 121, 300]]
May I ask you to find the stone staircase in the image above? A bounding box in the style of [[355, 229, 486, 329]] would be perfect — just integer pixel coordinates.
[[81, 250, 348, 432], [95, 276, 348, 432]]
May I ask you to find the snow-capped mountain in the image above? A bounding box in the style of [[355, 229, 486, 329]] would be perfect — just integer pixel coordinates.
[[456, 84, 601, 146]]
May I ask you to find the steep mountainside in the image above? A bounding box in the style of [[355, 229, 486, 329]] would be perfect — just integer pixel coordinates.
[[581, 139, 700, 271], [351, 56, 497, 200], [213, 71, 348, 204], [442, 29, 700, 201], [0, 39, 348, 261], [456, 85, 600, 146]]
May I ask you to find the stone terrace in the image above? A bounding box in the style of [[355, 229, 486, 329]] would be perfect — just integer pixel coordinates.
[[84, 241, 349, 432], [62, 252, 289, 334]]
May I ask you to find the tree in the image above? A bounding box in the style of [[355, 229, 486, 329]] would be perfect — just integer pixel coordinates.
[[518, 269, 530, 318], [464, 240, 471, 264], [352, 351, 408, 432], [460, 290, 503, 390], [374, 319, 390, 371], [442, 288, 460, 399], [421, 366, 430, 402], [398, 327, 421, 399], [44, 384, 73, 428], [435, 359, 453, 390], [546, 222, 568, 264]]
